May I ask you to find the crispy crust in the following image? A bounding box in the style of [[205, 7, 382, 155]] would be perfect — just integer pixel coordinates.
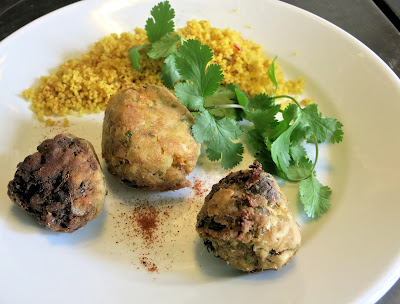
[[7, 134, 106, 233]]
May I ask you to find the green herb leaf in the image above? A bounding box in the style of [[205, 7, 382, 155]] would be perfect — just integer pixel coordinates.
[[287, 157, 313, 180], [147, 33, 180, 59], [271, 116, 301, 174], [322, 117, 344, 143], [172, 39, 242, 168], [268, 56, 278, 95], [125, 131, 133, 138], [247, 129, 265, 152], [302, 104, 344, 143], [213, 117, 243, 142], [129, 44, 150, 70], [175, 82, 205, 111], [245, 107, 280, 138], [205, 147, 221, 161], [207, 117, 244, 169], [247, 93, 275, 111], [272, 103, 299, 140], [289, 143, 307, 162], [192, 112, 243, 169], [175, 39, 224, 97], [161, 53, 181, 88], [255, 149, 279, 175], [299, 172, 332, 217], [290, 120, 312, 146], [192, 111, 215, 143], [145, 0, 175, 43], [204, 85, 237, 118], [234, 87, 249, 107], [208, 140, 244, 169]]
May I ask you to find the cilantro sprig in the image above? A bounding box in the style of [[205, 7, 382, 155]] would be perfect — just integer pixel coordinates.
[[174, 40, 244, 169], [127, 1, 344, 218], [129, 1, 181, 70], [239, 63, 343, 217]]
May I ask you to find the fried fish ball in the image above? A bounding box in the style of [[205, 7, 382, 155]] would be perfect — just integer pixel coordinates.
[[7, 134, 106, 233], [196, 162, 301, 272], [102, 85, 200, 191]]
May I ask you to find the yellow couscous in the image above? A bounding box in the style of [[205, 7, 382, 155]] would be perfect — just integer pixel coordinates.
[[23, 20, 304, 121]]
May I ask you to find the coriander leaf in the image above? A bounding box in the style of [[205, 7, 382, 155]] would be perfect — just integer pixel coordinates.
[[175, 83, 205, 111], [271, 116, 301, 174], [287, 157, 313, 180], [175, 39, 224, 97], [129, 44, 150, 70], [193, 113, 243, 146], [204, 85, 237, 118], [193, 112, 243, 169], [203, 64, 225, 97], [273, 104, 299, 140], [245, 106, 280, 138], [290, 120, 312, 146], [176, 40, 211, 83], [302, 104, 344, 143], [290, 143, 307, 162], [322, 117, 344, 143], [208, 138, 244, 169], [268, 56, 278, 95], [225, 83, 239, 92], [282, 103, 299, 122], [212, 117, 243, 141], [235, 87, 249, 107], [299, 173, 331, 217], [145, 0, 175, 43], [205, 147, 221, 161], [264, 136, 273, 150], [192, 111, 215, 143], [161, 53, 181, 88], [246, 131, 277, 175], [223, 83, 248, 120], [254, 149, 278, 175], [247, 129, 265, 152], [247, 93, 275, 111], [147, 33, 180, 59]]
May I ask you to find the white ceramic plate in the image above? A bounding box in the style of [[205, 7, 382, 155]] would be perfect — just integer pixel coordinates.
[[0, 0, 399, 303]]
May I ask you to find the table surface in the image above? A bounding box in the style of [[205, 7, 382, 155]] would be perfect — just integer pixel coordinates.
[[0, 0, 399, 303]]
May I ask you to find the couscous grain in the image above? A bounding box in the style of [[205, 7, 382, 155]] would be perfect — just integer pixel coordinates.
[[23, 20, 304, 120]]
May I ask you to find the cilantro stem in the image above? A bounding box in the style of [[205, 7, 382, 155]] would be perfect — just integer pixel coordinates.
[[272, 94, 299, 106], [269, 56, 278, 96], [179, 36, 185, 45], [309, 134, 319, 173], [272, 94, 319, 181], [204, 104, 247, 110]]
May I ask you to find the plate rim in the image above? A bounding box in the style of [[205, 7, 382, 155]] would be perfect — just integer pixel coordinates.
[[0, 1, 399, 303]]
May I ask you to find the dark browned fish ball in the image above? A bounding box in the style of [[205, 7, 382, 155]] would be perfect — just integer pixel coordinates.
[[7, 134, 106, 233]]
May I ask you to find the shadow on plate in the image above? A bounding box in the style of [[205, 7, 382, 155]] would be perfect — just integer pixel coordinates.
[[44, 204, 107, 246], [194, 238, 243, 279], [7, 203, 106, 246]]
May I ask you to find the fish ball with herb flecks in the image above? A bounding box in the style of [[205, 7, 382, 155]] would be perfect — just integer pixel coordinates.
[[102, 85, 200, 191], [196, 162, 301, 272]]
